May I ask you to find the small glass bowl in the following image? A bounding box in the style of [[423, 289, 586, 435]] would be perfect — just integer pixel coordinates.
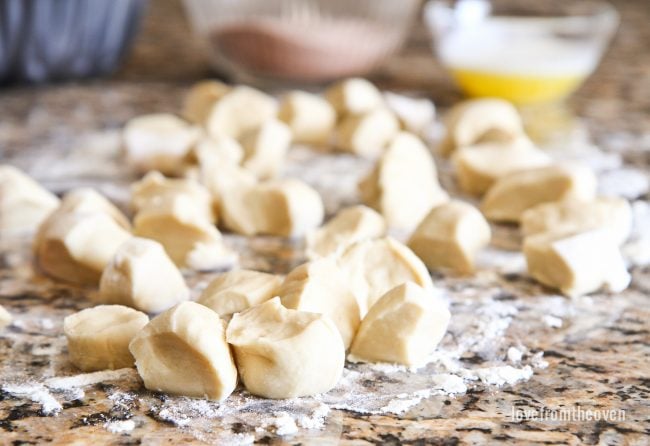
[[424, 0, 619, 104], [183, 0, 421, 85]]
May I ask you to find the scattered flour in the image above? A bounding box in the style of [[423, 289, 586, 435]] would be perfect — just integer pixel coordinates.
[[507, 347, 523, 363], [104, 419, 136, 434], [266, 412, 299, 436], [46, 368, 139, 390], [2, 382, 62, 415], [543, 315, 564, 328]]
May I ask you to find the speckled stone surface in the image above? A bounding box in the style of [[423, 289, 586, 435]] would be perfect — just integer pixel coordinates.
[[1, 0, 650, 445]]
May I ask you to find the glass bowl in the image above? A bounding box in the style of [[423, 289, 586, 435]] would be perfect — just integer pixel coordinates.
[[0, 0, 147, 85], [183, 0, 421, 84], [424, 0, 619, 104]]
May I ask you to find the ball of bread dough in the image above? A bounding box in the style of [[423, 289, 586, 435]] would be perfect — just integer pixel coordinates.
[[278, 257, 360, 349], [99, 238, 189, 313], [306, 205, 386, 260], [197, 269, 282, 317], [205, 86, 277, 140], [359, 132, 448, 230], [129, 302, 237, 401], [64, 305, 149, 371], [221, 179, 324, 238], [48, 188, 130, 230], [278, 91, 336, 145], [133, 194, 236, 270], [35, 211, 132, 286], [123, 113, 200, 175], [239, 119, 292, 180], [481, 163, 597, 223], [523, 228, 630, 297], [325, 78, 383, 116], [350, 282, 450, 365], [408, 200, 491, 274], [131, 171, 216, 223], [338, 237, 434, 316], [383, 92, 436, 136], [182, 80, 231, 124], [439, 98, 524, 156], [226, 297, 344, 399], [336, 108, 400, 158], [452, 137, 552, 196], [521, 197, 632, 246], [0, 165, 59, 234]]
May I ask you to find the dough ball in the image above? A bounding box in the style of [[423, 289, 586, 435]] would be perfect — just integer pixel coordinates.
[[206, 86, 277, 140], [439, 98, 524, 156], [0, 165, 59, 234], [182, 80, 231, 124], [133, 194, 236, 270], [524, 228, 630, 297], [408, 200, 491, 274], [359, 132, 449, 230], [0, 305, 12, 329], [64, 305, 149, 371], [99, 238, 189, 313], [306, 205, 386, 259], [226, 297, 344, 399], [278, 257, 360, 349], [221, 179, 324, 238], [239, 119, 292, 180], [35, 211, 131, 286], [350, 282, 450, 365], [481, 164, 597, 223], [51, 188, 131, 230], [338, 237, 435, 316], [452, 137, 552, 196], [521, 197, 632, 246], [123, 113, 200, 175], [193, 136, 245, 168], [278, 91, 336, 145], [336, 108, 400, 158], [197, 270, 282, 317], [131, 171, 216, 223], [325, 78, 383, 116], [129, 302, 237, 401], [383, 92, 436, 136]]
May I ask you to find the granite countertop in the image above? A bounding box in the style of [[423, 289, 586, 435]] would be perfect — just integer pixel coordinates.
[[1, 1, 649, 445]]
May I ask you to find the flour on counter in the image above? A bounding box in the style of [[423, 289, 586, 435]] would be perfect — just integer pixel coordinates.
[[2, 382, 62, 415], [104, 419, 136, 434]]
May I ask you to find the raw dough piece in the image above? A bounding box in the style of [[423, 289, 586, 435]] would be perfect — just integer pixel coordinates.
[[521, 197, 632, 246], [123, 113, 200, 174], [336, 108, 400, 158], [338, 237, 435, 316], [408, 200, 491, 274], [359, 132, 448, 230], [226, 297, 345, 399], [0, 305, 11, 329], [206, 86, 277, 140], [182, 80, 231, 124], [524, 228, 630, 297], [51, 188, 130, 230], [278, 257, 360, 348], [306, 205, 386, 259], [325, 78, 383, 115], [453, 137, 552, 195], [439, 98, 524, 156], [278, 91, 336, 145], [481, 164, 597, 223], [35, 211, 131, 285], [131, 171, 216, 222], [192, 136, 244, 168], [64, 305, 149, 371], [0, 165, 59, 234], [197, 270, 282, 317], [99, 238, 189, 313], [240, 119, 292, 180], [133, 194, 236, 270], [129, 302, 237, 401], [350, 282, 450, 365], [221, 179, 324, 238], [383, 92, 436, 136]]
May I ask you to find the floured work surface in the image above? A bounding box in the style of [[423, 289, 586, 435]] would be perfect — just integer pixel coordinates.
[[1, 121, 650, 444]]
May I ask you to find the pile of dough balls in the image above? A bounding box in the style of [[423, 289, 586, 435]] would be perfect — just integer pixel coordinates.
[[440, 98, 632, 297], [1, 79, 633, 402]]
